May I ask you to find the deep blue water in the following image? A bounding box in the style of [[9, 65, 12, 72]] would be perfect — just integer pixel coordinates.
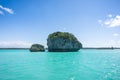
[[0, 49, 120, 80]]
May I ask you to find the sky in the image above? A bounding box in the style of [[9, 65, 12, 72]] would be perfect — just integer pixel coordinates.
[[0, 0, 120, 48]]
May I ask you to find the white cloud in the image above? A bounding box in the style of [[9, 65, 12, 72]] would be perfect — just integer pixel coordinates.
[[113, 33, 119, 37], [0, 5, 14, 14], [99, 15, 120, 28], [0, 41, 32, 48]]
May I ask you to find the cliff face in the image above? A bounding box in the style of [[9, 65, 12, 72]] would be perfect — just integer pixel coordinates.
[[29, 44, 45, 52], [47, 32, 82, 52]]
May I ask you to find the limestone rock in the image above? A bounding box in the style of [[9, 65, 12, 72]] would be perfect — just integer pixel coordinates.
[[30, 44, 45, 52], [47, 32, 82, 52]]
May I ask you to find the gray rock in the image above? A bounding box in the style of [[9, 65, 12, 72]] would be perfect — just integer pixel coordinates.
[[29, 44, 45, 52], [47, 32, 82, 52]]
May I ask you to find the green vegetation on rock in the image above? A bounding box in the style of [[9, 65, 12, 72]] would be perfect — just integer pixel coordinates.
[[48, 32, 77, 41]]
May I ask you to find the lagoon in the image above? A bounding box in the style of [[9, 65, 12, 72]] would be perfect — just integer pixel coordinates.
[[0, 49, 120, 80]]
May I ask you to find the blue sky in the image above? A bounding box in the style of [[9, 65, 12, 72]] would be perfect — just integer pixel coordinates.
[[0, 0, 120, 48]]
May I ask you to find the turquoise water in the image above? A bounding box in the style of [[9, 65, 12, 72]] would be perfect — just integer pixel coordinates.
[[0, 49, 120, 80]]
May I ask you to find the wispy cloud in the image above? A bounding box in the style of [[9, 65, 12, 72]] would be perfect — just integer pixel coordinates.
[[107, 40, 120, 47], [0, 5, 14, 15], [107, 14, 112, 18], [0, 41, 32, 48], [113, 33, 119, 37], [98, 14, 120, 28], [98, 20, 103, 25], [0, 10, 4, 15]]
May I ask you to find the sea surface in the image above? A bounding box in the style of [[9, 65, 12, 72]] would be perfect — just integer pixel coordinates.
[[0, 49, 120, 80]]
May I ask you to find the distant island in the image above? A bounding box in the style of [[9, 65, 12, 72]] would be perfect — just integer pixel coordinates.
[[1, 32, 120, 51], [1, 47, 120, 50], [82, 47, 120, 49], [0, 48, 29, 50]]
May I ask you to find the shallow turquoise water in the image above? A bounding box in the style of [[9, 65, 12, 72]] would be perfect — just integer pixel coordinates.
[[0, 49, 120, 80]]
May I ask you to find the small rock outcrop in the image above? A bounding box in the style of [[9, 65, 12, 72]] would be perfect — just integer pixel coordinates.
[[47, 32, 82, 52], [29, 44, 45, 52]]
